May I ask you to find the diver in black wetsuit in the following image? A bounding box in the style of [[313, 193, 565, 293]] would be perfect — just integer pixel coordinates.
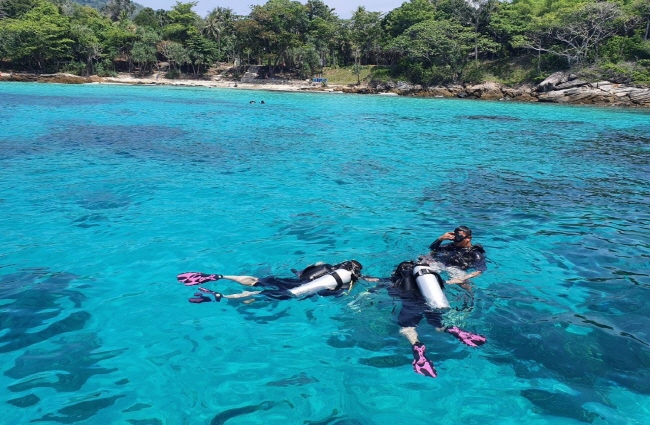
[[181, 260, 363, 303], [385, 260, 486, 379], [424, 225, 486, 286], [386, 226, 487, 378]]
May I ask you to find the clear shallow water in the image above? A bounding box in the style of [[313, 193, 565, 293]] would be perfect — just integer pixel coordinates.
[[1, 82, 649, 425]]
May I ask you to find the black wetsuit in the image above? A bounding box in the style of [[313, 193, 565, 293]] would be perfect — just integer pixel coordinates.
[[391, 241, 486, 328], [428, 240, 487, 272], [254, 263, 352, 300], [388, 262, 446, 329]]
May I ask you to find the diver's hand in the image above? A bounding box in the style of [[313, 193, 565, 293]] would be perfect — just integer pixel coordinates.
[[447, 271, 481, 285], [446, 277, 464, 285], [439, 232, 455, 241]]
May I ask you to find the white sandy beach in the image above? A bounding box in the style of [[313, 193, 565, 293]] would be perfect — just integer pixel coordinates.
[[98, 73, 346, 93]]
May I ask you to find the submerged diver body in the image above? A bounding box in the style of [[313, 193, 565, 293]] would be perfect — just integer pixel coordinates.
[[381, 226, 487, 378], [178, 260, 363, 303], [387, 260, 486, 379]]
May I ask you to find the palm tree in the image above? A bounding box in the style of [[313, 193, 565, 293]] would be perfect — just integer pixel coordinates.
[[203, 7, 235, 54]]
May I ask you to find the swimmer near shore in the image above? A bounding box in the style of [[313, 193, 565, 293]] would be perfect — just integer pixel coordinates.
[[177, 260, 363, 304]]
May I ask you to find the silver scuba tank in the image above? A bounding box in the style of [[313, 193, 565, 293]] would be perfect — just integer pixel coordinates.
[[413, 265, 450, 309], [288, 269, 352, 297]]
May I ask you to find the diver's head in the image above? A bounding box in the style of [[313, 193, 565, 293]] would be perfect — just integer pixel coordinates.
[[453, 226, 472, 247], [338, 260, 363, 280], [349, 260, 362, 272], [390, 261, 414, 283]]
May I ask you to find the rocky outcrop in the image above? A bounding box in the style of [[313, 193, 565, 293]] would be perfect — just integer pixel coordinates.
[[536, 72, 575, 92], [348, 80, 539, 102], [240, 66, 261, 84], [340, 73, 650, 107], [535, 72, 650, 106], [0, 73, 100, 84], [465, 82, 504, 100]]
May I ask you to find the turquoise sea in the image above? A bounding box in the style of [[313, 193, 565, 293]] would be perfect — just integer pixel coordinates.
[[1, 82, 649, 425]]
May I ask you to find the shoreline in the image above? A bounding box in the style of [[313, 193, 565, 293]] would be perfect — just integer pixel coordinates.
[[1, 72, 649, 108]]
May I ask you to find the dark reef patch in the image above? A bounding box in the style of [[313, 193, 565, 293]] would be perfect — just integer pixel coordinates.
[[30, 394, 124, 424], [6, 393, 40, 408]]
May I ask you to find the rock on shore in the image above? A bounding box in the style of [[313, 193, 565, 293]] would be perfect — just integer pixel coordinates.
[[342, 72, 650, 107], [0, 73, 101, 84], [535, 72, 650, 106]]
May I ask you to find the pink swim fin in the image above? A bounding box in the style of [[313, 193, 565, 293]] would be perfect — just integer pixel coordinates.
[[198, 287, 223, 302], [177, 272, 223, 286], [445, 326, 487, 347], [412, 343, 437, 378], [188, 292, 212, 303]]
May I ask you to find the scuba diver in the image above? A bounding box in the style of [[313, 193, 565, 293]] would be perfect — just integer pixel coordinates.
[[388, 260, 486, 379], [423, 226, 486, 286], [178, 260, 363, 303]]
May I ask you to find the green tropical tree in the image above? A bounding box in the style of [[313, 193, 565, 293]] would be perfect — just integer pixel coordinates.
[[349, 6, 384, 65], [158, 39, 189, 73], [394, 19, 480, 82], [103, 20, 138, 71], [382, 0, 437, 38], [163, 1, 200, 43], [133, 7, 159, 29], [203, 6, 235, 56], [0, 1, 73, 70], [249, 0, 309, 76], [70, 23, 102, 74], [131, 28, 159, 74], [186, 32, 218, 74]]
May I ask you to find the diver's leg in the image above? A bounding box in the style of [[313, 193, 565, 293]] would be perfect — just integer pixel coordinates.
[[399, 326, 420, 345], [221, 275, 259, 286], [196, 287, 261, 301], [424, 311, 445, 331], [222, 290, 262, 299], [398, 300, 437, 378]]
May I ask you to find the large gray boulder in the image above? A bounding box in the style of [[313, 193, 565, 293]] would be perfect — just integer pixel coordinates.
[[466, 82, 504, 100], [536, 72, 577, 92]]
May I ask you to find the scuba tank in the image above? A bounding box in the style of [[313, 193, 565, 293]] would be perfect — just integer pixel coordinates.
[[413, 264, 450, 309], [288, 268, 353, 297]]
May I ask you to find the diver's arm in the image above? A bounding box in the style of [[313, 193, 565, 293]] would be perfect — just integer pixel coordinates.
[[447, 271, 482, 284], [361, 275, 380, 282], [360, 276, 391, 293], [429, 232, 455, 251], [429, 239, 443, 251], [447, 249, 486, 285], [447, 270, 481, 292]]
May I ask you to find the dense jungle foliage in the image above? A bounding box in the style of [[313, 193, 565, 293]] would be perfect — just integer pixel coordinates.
[[1, 0, 649, 85]]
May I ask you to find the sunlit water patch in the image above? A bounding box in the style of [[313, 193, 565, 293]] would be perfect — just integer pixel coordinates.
[[1, 82, 649, 424]]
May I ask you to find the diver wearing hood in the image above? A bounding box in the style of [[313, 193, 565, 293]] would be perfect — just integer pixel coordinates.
[[179, 260, 363, 303]]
